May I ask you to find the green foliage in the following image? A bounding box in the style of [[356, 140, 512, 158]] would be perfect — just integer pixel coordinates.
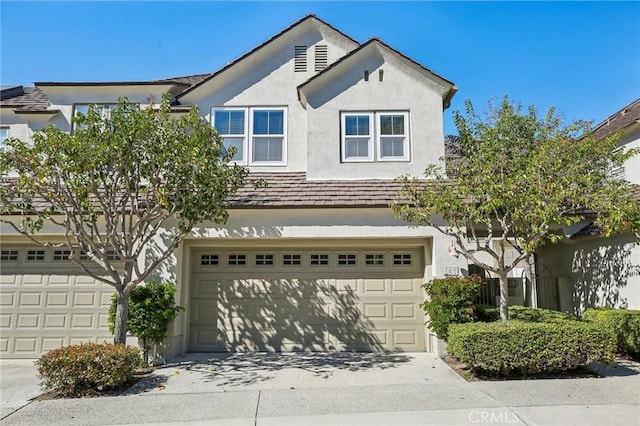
[[0, 96, 250, 344], [393, 97, 640, 321], [448, 321, 616, 376], [583, 308, 640, 357], [421, 275, 483, 340], [36, 343, 142, 397], [108, 281, 183, 362], [476, 305, 580, 323]]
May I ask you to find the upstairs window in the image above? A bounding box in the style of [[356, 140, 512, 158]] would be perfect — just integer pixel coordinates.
[[341, 111, 410, 162], [212, 108, 247, 163], [73, 103, 118, 130], [211, 107, 287, 165], [378, 112, 409, 161], [252, 109, 285, 163], [341, 113, 373, 162], [0, 127, 8, 152]]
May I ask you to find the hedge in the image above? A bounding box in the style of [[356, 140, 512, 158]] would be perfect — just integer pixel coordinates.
[[475, 305, 580, 323], [448, 321, 616, 376], [583, 308, 640, 357], [37, 343, 142, 397]]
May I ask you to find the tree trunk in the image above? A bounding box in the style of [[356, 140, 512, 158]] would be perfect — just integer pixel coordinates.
[[523, 254, 537, 308], [113, 288, 129, 345], [498, 271, 509, 322]]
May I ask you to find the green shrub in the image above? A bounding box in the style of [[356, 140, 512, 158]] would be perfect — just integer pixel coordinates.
[[421, 275, 483, 340], [448, 321, 615, 376], [583, 308, 640, 357], [476, 305, 580, 323], [37, 343, 142, 397], [108, 281, 183, 364]]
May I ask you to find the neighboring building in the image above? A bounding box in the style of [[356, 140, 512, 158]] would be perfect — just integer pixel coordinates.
[[536, 99, 640, 314], [0, 15, 465, 358]]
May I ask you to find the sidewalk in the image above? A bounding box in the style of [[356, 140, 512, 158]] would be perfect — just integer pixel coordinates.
[[1, 353, 639, 425]]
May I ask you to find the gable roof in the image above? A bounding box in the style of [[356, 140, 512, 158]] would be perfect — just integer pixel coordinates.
[[297, 38, 457, 109], [175, 14, 359, 101], [592, 98, 640, 140]]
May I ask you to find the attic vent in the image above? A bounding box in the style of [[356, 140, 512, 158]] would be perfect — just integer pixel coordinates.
[[294, 45, 307, 72], [314, 44, 328, 71]]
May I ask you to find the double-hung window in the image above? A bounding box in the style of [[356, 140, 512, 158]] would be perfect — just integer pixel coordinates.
[[341, 113, 374, 162], [212, 108, 247, 163], [72, 103, 118, 131], [211, 107, 287, 165], [341, 111, 410, 162], [0, 127, 8, 153]]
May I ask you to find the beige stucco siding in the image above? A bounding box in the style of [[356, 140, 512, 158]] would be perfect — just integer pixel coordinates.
[[536, 233, 640, 315]]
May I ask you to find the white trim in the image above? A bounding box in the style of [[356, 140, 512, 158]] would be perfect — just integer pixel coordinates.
[[376, 111, 410, 162], [0, 126, 9, 153], [210, 107, 249, 165], [211, 106, 287, 166], [341, 112, 374, 162], [249, 107, 287, 166]]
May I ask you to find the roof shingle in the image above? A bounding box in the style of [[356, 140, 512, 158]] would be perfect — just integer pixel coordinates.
[[230, 172, 404, 208]]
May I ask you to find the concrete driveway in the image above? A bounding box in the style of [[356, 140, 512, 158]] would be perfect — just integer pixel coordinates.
[[124, 352, 463, 395], [0, 359, 42, 419]]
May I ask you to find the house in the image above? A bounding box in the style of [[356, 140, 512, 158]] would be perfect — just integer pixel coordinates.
[[0, 15, 466, 358], [535, 98, 640, 315]]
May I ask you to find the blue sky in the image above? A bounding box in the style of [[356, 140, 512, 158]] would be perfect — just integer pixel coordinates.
[[1, 1, 638, 135]]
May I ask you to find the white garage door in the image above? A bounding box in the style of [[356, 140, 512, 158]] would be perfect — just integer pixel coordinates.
[[0, 246, 117, 358], [189, 246, 427, 352]]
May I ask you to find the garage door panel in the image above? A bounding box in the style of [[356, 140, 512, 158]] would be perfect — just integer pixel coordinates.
[[189, 246, 428, 352], [0, 247, 122, 358]]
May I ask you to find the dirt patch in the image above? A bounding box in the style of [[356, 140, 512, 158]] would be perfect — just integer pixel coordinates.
[[442, 356, 601, 382]]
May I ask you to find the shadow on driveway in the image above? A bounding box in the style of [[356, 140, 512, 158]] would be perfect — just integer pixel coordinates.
[[123, 351, 454, 395]]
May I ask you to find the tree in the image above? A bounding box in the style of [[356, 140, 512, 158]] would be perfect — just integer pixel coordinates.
[[392, 97, 640, 321], [0, 96, 250, 343]]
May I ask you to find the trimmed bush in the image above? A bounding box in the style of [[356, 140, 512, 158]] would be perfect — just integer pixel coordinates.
[[476, 305, 580, 323], [421, 275, 483, 340], [448, 321, 615, 376], [583, 308, 640, 357], [37, 343, 142, 397], [108, 281, 183, 364]]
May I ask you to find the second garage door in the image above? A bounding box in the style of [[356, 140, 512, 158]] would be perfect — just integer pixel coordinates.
[[189, 246, 427, 352]]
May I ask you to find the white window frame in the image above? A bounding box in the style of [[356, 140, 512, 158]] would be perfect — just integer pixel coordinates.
[[376, 111, 410, 161], [341, 111, 411, 163], [0, 126, 9, 153], [210, 107, 249, 165], [72, 103, 119, 131], [341, 112, 374, 162], [211, 106, 287, 166]]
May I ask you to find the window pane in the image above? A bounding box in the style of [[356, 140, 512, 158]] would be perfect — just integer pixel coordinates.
[[381, 137, 405, 157], [345, 115, 369, 136], [0, 128, 7, 152], [253, 110, 283, 135], [380, 115, 404, 135], [75, 105, 89, 115], [345, 138, 369, 158], [253, 137, 283, 162], [223, 137, 244, 161], [214, 111, 231, 134], [215, 110, 245, 135]]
